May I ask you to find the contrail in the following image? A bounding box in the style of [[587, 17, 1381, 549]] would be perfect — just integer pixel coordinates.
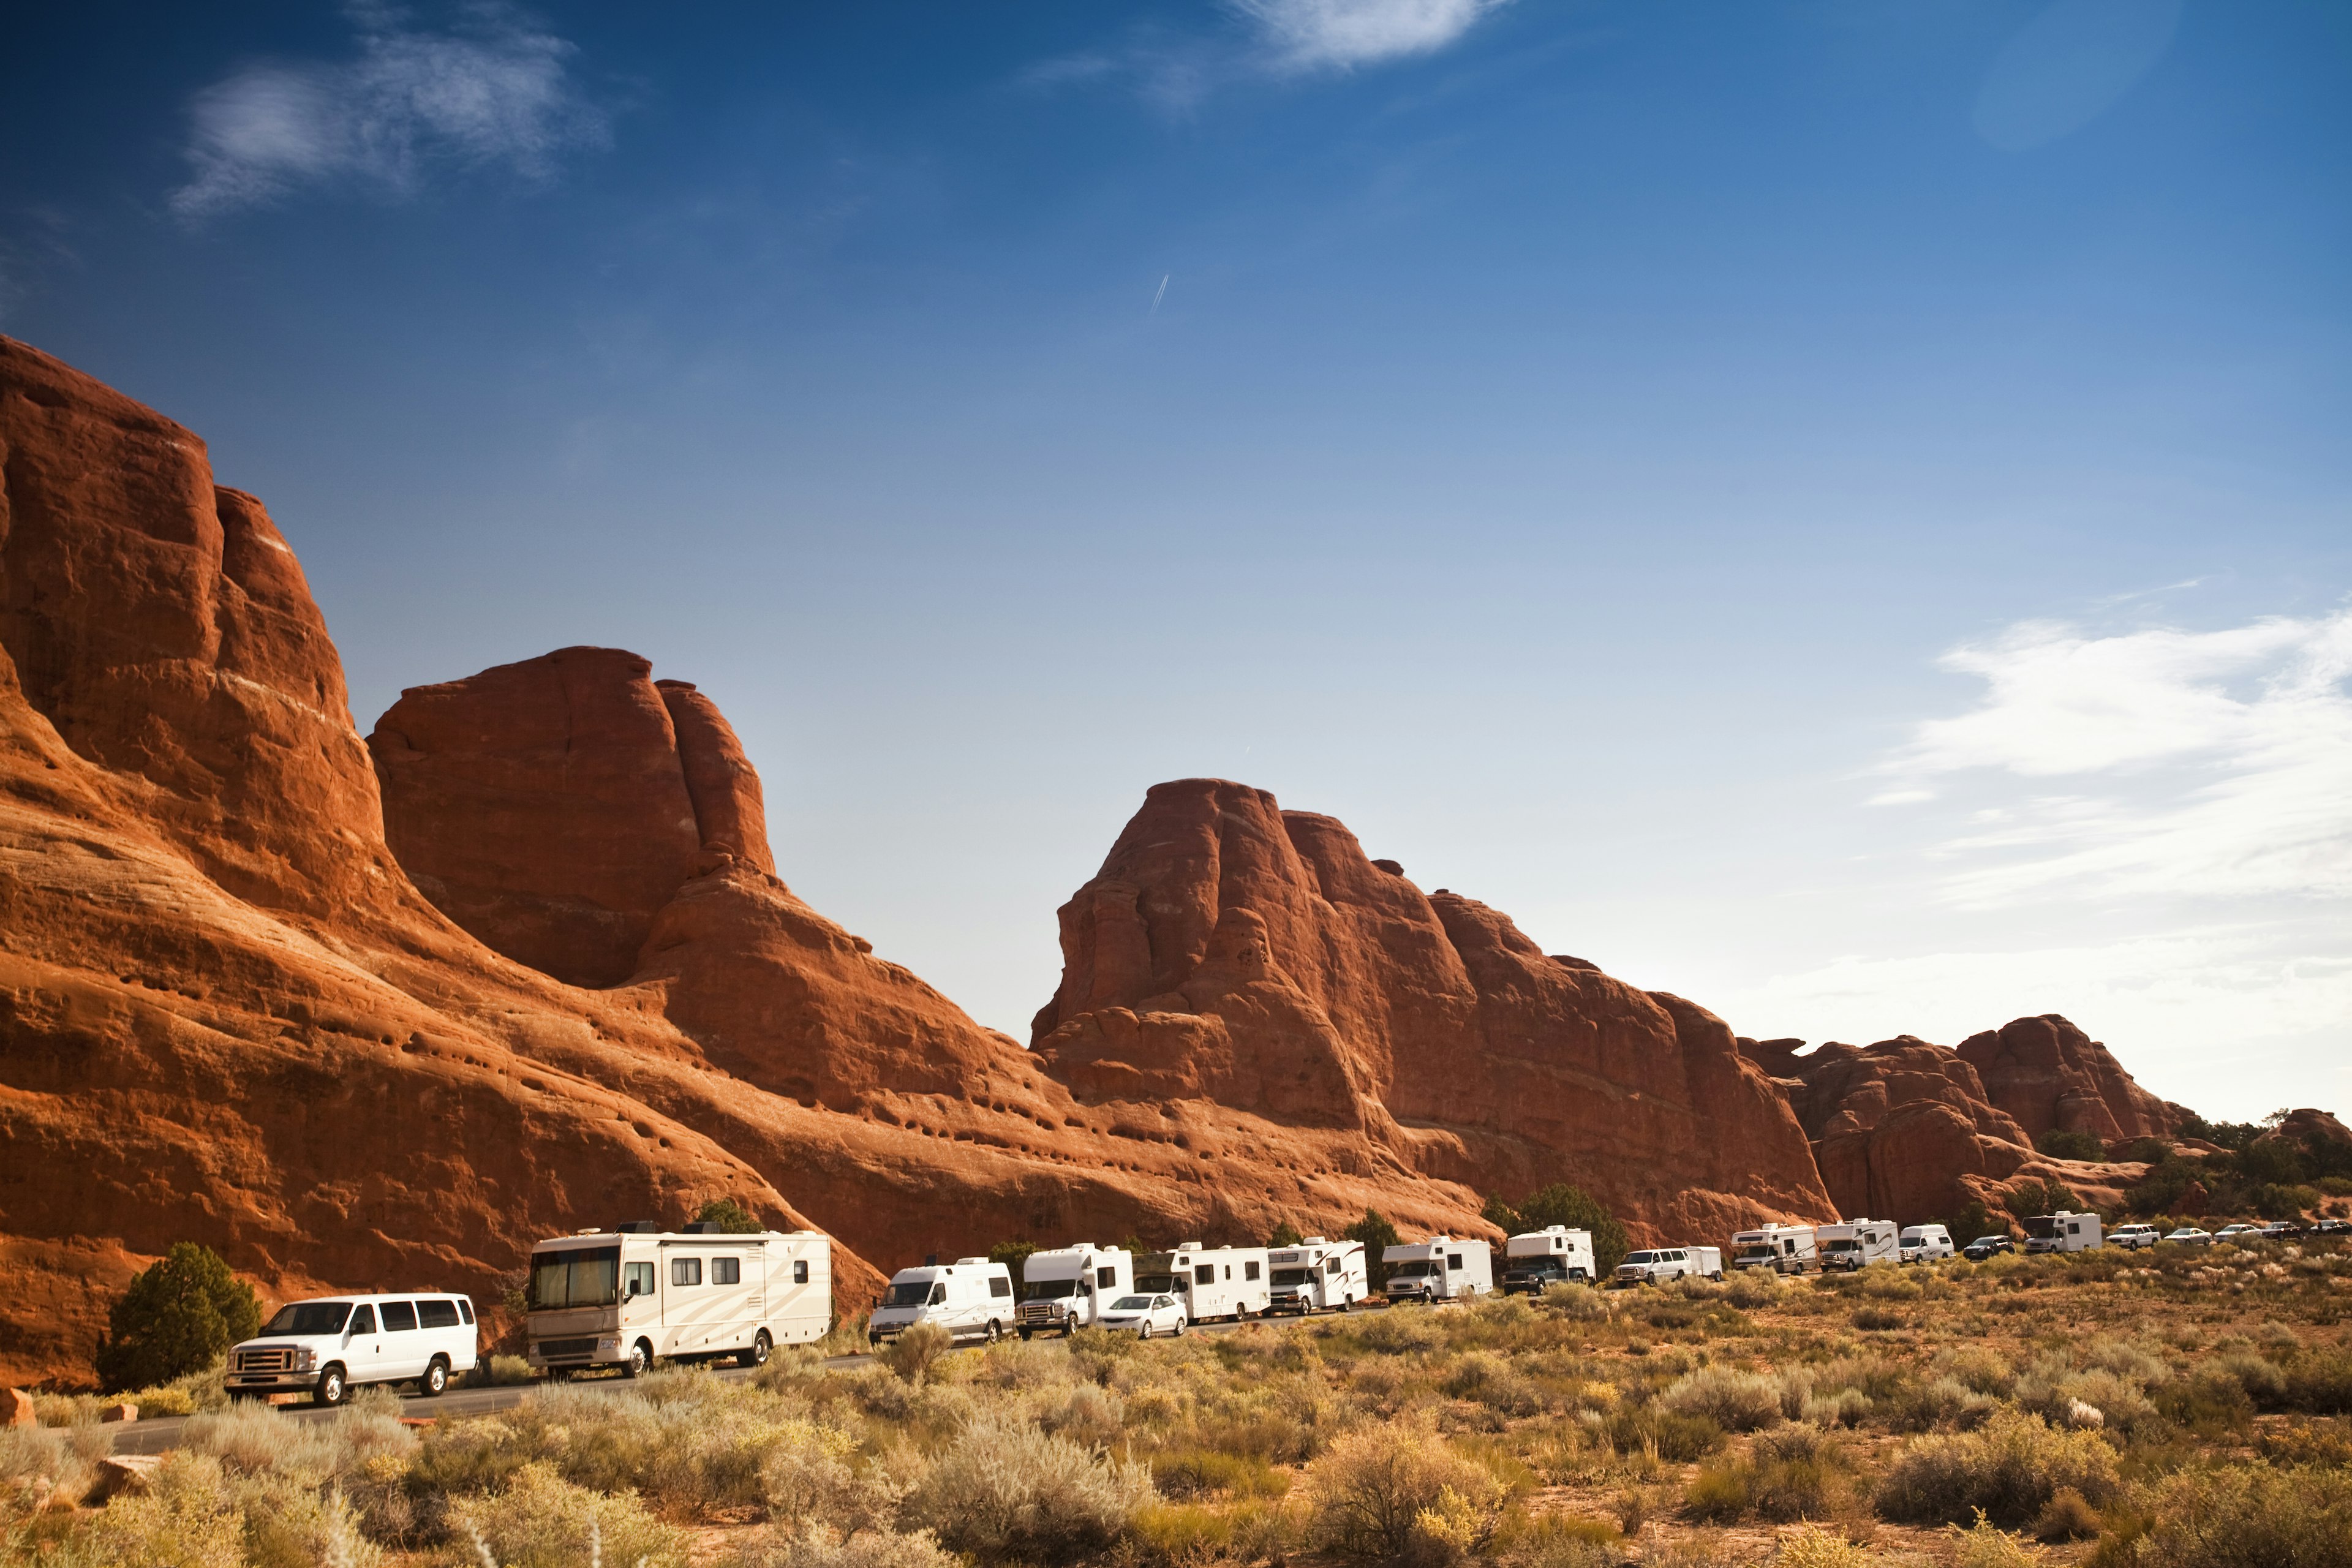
[[1150, 274, 1169, 315]]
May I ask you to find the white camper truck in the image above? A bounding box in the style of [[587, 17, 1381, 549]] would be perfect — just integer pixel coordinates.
[[2024, 1211, 2105, 1254], [868, 1258, 1016, 1346], [1137, 1243, 1271, 1322], [1384, 1236, 1494, 1303], [1731, 1224, 1817, 1275], [1898, 1224, 1955, 1263], [1016, 1243, 1133, 1338], [1265, 1237, 1368, 1314], [1817, 1219, 1899, 1272], [1499, 1227, 1597, 1293], [526, 1223, 830, 1379]]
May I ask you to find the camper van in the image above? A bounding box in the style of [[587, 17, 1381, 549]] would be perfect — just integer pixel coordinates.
[[1817, 1219, 1899, 1272], [1016, 1243, 1134, 1338], [2024, 1211, 2105, 1254], [227, 1292, 478, 1406], [1499, 1227, 1597, 1293], [1898, 1224, 1955, 1263], [1265, 1237, 1368, 1314], [1612, 1246, 1723, 1286], [868, 1258, 1015, 1346], [1730, 1224, 1817, 1275], [1383, 1236, 1494, 1303], [525, 1224, 831, 1379], [1137, 1243, 1271, 1322]]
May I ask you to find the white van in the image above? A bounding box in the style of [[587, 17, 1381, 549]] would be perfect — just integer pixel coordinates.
[[1499, 1227, 1597, 1293], [1612, 1246, 1722, 1286], [524, 1224, 831, 1378], [227, 1292, 478, 1406], [1898, 1224, 1954, 1263], [2024, 1210, 2104, 1254], [1265, 1237, 1368, 1314], [1817, 1219, 1899, 1272], [869, 1258, 1015, 1346], [1383, 1237, 1494, 1303], [1016, 1243, 1134, 1338], [1731, 1224, 1817, 1275], [1138, 1243, 1270, 1322]]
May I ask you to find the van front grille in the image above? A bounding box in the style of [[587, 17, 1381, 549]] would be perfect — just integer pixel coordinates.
[[235, 1348, 295, 1373]]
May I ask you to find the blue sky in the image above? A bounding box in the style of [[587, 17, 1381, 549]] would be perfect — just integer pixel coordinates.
[[5, 2, 2346, 1119]]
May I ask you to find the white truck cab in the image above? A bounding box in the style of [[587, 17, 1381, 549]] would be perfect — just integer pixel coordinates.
[[1612, 1246, 1722, 1286], [2024, 1210, 2104, 1254], [524, 1223, 831, 1378], [1016, 1243, 1133, 1338], [1731, 1223, 1817, 1275], [1137, 1243, 1271, 1322], [1817, 1219, 1899, 1272], [1499, 1227, 1597, 1293], [227, 1292, 478, 1407], [1382, 1236, 1494, 1303], [869, 1257, 1015, 1346], [2108, 1223, 2162, 1250], [1898, 1224, 1954, 1263], [1265, 1237, 1368, 1314]]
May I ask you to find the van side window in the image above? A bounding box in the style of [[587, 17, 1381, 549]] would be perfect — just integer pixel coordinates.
[[714, 1257, 742, 1285], [349, 1305, 377, 1335], [380, 1301, 419, 1332], [1096, 1267, 1115, 1289], [673, 1258, 703, 1287], [458, 1299, 475, 1324], [624, 1262, 656, 1297], [1245, 1261, 1261, 1281], [418, 1300, 460, 1329], [927, 1284, 946, 1305], [793, 1261, 810, 1284], [1195, 1265, 1216, 1286], [990, 1276, 1010, 1298]]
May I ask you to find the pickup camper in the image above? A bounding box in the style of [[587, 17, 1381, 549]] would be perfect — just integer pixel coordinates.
[[869, 1258, 1015, 1346], [1499, 1227, 1596, 1292], [1383, 1236, 1494, 1303], [1265, 1237, 1368, 1314], [2024, 1210, 2104, 1254], [1137, 1243, 1270, 1322], [525, 1224, 830, 1379], [227, 1292, 478, 1406], [1816, 1219, 1899, 1272], [1016, 1243, 1133, 1338], [1730, 1224, 1817, 1275]]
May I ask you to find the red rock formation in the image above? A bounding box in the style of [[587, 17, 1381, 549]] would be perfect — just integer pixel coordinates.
[[1956, 1015, 2176, 1145], [2274, 1108, 2351, 1148]]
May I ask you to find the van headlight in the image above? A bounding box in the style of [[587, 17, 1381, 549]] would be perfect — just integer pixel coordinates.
[[295, 1348, 317, 1371]]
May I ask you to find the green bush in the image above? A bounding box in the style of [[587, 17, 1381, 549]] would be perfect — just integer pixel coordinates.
[[450, 1460, 688, 1568], [691, 1197, 764, 1233], [1875, 1408, 2120, 1528], [1482, 1185, 1631, 1276], [1602, 1406, 1724, 1461], [92, 1242, 260, 1393], [1659, 1367, 1782, 1432], [2037, 1129, 2106, 1163], [1305, 1414, 1503, 1560], [1346, 1210, 1404, 1291], [2282, 1348, 2352, 1414]]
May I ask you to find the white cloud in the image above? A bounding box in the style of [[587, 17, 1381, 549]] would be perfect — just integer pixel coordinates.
[[172, 5, 605, 219], [1234, 0, 1511, 72]]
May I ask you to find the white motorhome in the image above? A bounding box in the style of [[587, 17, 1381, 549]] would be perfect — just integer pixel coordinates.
[[1137, 1243, 1270, 1322], [1898, 1224, 1955, 1263], [1731, 1224, 1817, 1275], [1016, 1243, 1133, 1338], [1613, 1246, 1723, 1286], [1383, 1236, 1494, 1303], [868, 1257, 1015, 1346], [524, 1223, 831, 1378], [227, 1292, 478, 1406], [2024, 1210, 2105, 1254], [1499, 1227, 1597, 1293], [1817, 1219, 1899, 1272], [1265, 1237, 1368, 1314]]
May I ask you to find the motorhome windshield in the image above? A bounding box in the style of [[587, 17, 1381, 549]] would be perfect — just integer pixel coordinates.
[[261, 1302, 351, 1336], [1271, 1267, 1311, 1286], [1733, 1244, 1777, 1261], [2024, 1216, 2062, 1239], [1019, 1279, 1079, 1301], [1822, 1239, 1860, 1252], [1390, 1261, 1438, 1277], [881, 1283, 938, 1308], [529, 1246, 620, 1310]]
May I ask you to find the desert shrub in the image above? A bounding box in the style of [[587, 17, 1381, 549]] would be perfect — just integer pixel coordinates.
[[725, 1521, 960, 1568], [483, 1355, 536, 1387], [691, 1197, 764, 1233], [761, 1431, 914, 1540], [1800, 1390, 1869, 1429], [449, 1460, 687, 1568], [1305, 1414, 1504, 1560], [0, 1423, 97, 1510], [1771, 1523, 1869, 1566], [92, 1242, 260, 1393], [2032, 1485, 2101, 1542], [907, 1412, 1153, 1563], [50, 1450, 246, 1568], [181, 1391, 415, 1486], [1890, 1377, 1996, 1433], [1355, 1308, 1448, 1355], [1850, 1306, 1905, 1331], [1150, 1447, 1289, 1501], [2282, 1348, 2352, 1414], [1444, 1352, 1544, 1416], [1875, 1409, 2120, 1528], [2129, 1461, 2352, 1568], [1540, 1282, 1611, 1321], [1933, 1346, 2018, 1398], [2154, 1371, 2255, 1435], [1659, 1367, 1782, 1432], [1949, 1510, 2045, 1567], [2257, 1421, 2352, 1468], [1602, 1405, 1724, 1461], [1490, 1512, 1617, 1567], [1682, 1425, 1844, 1526], [879, 1321, 953, 1385], [1683, 1464, 1750, 1523], [2018, 1366, 2159, 1440]]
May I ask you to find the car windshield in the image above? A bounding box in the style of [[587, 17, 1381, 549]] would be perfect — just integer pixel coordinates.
[[260, 1301, 351, 1336], [529, 1246, 619, 1310], [1110, 1296, 1152, 1311], [881, 1283, 932, 1308], [1019, 1279, 1078, 1301]]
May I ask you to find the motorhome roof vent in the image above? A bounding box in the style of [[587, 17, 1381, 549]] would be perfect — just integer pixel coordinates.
[[1303, 1237, 1327, 1245], [615, 1220, 664, 1234], [679, 1221, 715, 1234], [956, 1257, 989, 1266]]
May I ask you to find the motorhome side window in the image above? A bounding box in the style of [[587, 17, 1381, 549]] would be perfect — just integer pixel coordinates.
[[1447, 1254, 1462, 1271], [990, 1276, 1010, 1297], [928, 1284, 946, 1305], [1096, 1267, 1115, 1289], [794, 1261, 810, 1284], [349, 1305, 376, 1334], [714, 1257, 741, 1285], [381, 1301, 418, 1332], [1196, 1265, 1216, 1285], [673, 1258, 703, 1287], [418, 1300, 460, 1329], [624, 1262, 655, 1297], [1246, 1261, 1261, 1280], [1326, 1257, 1341, 1275]]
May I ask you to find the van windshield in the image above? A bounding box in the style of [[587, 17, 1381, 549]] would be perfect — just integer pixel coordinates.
[[1622, 1252, 1657, 1265], [261, 1302, 351, 1336], [1271, 1268, 1310, 1286], [529, 1246, 620, 1310], [1020, 1279, 1078, 1301], [881, 1283, 932, 1308]]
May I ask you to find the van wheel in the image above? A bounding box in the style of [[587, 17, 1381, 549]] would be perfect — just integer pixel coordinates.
[[419, 1357, 450, 1398], [744, 1330, 772, 1368], [622, 1341, 651, 1379], [1019, 1327, 1033, 1341], [313, 1365, 349, 1408], [984, 1321, 1001, 1344]]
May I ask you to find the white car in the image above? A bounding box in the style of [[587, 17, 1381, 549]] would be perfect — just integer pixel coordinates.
[[2108, 1224, 2162, 1250], [228, 1292, 479, 1406], [2214, 1223, 2262, 1244], [2162, 1227, 2214, 1246], [1096, 1293, 1188, 1339]]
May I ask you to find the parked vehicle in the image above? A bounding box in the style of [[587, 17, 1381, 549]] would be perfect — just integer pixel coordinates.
[[2108, 1224, 2162, 1250], [1612, 1246, 1722, 1286], [1016, 1243, 1133, 1338], [1897, 1224, 1954, 1264], [2162, 1226, 2214, 1246], [1383, 1237, 1495, 1302], [1098, 1292, 1188, 1338], [1265, 1237, 1368, 1314], [2214, 1223, 2263, 1244], [1499, 1227, 1597, 1292], [2259, 1221, 2307, 1239], [2312, 1219, 2351, 1236], [1731, 1224, 1817, 1275], [869, 1258, 1014, 1346], [2023, 1210, 2103, 1254], [228, 1292, 479, 1406], [526, 1223, 830, 1379], [1137, 1243, 1271, 1321], [1961, 1235, 2015, 1260], [1817, 1219, 1899, 1271]]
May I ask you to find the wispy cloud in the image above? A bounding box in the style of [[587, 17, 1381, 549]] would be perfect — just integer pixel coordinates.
[[171, 4, 606, 220], [1234, 0, 1513, 72]]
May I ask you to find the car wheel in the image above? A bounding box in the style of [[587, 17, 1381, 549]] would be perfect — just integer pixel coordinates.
[[622, 1341, 651, 1380], [420, 1357, 450, 1398], [313, 1365, 349, 1408], [1137, 1322, 1152, 1341], [1173, 1316, 1186, 1336], [745, 1330, 772, 1368], [984, 1320, 1001, 1344]]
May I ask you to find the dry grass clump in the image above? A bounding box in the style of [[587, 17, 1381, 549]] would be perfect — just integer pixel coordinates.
[[1683, 1423, 1852, 1525], [1659, 1366, 1782, 1432], [1304, 1412, 1507, 1561], [1875, 1408, 2119, 1528], [1541, 1282, 1614, 1321], [905, 1411, 1153, 1564], [2103, 1461, 2352, 1568], [449, 1459, 688, 1568], [878, 1322, 954, 1385], [723, 1520, 961, 1568]]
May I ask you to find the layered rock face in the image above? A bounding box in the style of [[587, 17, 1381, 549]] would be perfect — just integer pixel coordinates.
[[1031, 778, 1839, 1242], [1955, 1015, 2177, 1145]]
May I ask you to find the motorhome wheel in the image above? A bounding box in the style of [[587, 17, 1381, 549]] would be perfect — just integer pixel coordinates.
[[622, 1340, 651, 1379], [1338, 1295, 1352, 1312], [984, 1321, 1001, 1344], [313, 1365, 348, 1407], [420, 1357, 449, 1397], [745, 1330, 772, 1367]]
